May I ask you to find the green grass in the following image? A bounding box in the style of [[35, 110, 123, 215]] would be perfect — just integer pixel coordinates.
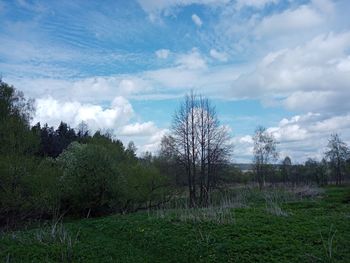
[[1, 186, 350, 262]]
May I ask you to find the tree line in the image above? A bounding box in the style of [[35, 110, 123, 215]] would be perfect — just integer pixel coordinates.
[[250, 127, 350, 188], [1, 79, 349, 228], [0, 80, 171, 228]]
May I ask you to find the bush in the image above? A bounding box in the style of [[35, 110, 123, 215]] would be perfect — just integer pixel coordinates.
[[57, 142, 120, 216], [27, 158, 62, 219], [0, 155, 38, 226], [119, 163, 170, 212]]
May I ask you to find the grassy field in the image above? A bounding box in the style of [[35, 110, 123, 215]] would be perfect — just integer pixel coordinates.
[[1, 186, 350, 262]]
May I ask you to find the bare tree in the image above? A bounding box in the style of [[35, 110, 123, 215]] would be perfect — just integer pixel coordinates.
[[197, 96, 231, 205], [170, 92, 232, 206], [253, 126, 278, 189], [77, 121, 89, 138], [325, 134, 349, 185]]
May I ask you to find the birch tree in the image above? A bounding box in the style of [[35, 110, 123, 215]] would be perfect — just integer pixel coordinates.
[[170, 92, 231, 206], [325, 134, 349, 185], [253, 126, 278, 189]]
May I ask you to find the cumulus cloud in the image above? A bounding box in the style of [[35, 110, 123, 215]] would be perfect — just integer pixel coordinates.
[[33, 96, 169, 155], [191, 14, 202, 27], [268, 113, 350, 161], [120, 121, 158, 136], [72, 76, 150, 100], [8, 75, 153, 104], [233, 112, 350, 163], [255, 5, 324, 36], [215, 0, 337, 53], [231, 31, 350, 112], [141, 128, 169, 153], [3, 0, 349, 162], [33, 96, 134, 131], [175, 48, 207, 69], [12, 30, 350, 115]]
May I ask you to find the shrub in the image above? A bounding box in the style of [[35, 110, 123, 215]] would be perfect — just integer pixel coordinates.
[[119, 163, 170, 212], [57, 142, 120, 216]]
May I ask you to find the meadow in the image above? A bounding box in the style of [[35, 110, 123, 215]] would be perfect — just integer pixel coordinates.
[[1, 185, 349, 263]]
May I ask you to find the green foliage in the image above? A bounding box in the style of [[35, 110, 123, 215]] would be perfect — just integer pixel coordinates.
[[55, 141, 169, 216], [120, 163, 170, 212], [28, 158, 62, 218], [219, 164, 252, 185], [0, 155, 36, 225], [1, 186, 349, 262], [0, 155, 63, 226], [0, 79, 171, 224], [57, 142, 121, 216], [0, 80, 41, 226], [0, 80, 38, 156]]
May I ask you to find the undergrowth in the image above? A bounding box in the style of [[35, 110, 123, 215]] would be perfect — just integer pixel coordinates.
[[1, 185, 349, 263]]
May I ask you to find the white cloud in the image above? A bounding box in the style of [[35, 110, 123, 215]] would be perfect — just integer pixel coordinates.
[[11, 31, 350, 115], [239, 135, 253, 144], [70, 76, 150, 101], [210, 48, 228, 62], [191, 14, 202, 27], [233, 112, 350, 163], [175, 48, 207, 69], [120, 121, 158, 136], [7, 75, 153, 104], [282, 91, 341, 112], [256, 5, 323, 37], [141, 128, 169, 153], [231, 135, 254, 163], [215, 0, 337, 54], [144, 60, 243, 95], [3, 0, 349, 162], [155, 49, 170, 59], [231, 31, 350, 112], [268, 113, 350, 161], [33, 96, 134, 131], [33, 96, 168, 155], [236, 0, 279, 10]]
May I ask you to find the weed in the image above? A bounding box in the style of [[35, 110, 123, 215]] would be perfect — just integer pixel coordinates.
[[264, 191, 289, 217], [4, 219, 80, 263], [321, 225, 337, 262], [1, 186, 349, 262], [290, 186, 325, 199], [151, 205, 235, 224]]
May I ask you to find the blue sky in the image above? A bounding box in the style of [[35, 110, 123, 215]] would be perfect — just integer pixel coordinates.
[[1, 0, 350, 163]]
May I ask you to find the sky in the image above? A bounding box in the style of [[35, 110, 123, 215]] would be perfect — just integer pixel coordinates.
[[1, 0, 350, 163]]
